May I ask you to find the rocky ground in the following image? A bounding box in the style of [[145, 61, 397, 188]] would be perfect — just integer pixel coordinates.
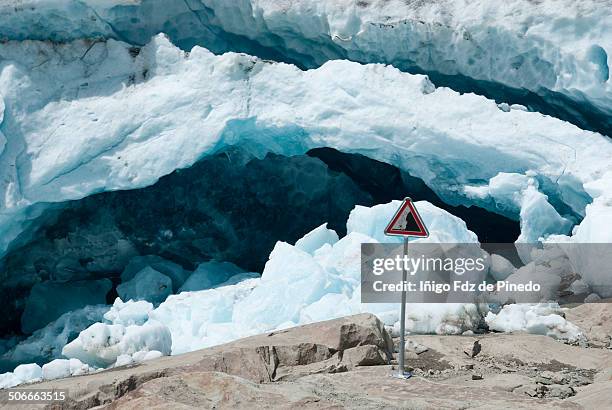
[[5, 303, 612, 409]]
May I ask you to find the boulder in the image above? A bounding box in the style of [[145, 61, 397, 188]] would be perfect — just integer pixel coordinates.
[[187, 314, 393, 382], [547, 384, 575, 399], [272, 343, 332, 367], [232, 313, 393, 358], [341, 345, 388, 367], [464, 340, 482, 358]]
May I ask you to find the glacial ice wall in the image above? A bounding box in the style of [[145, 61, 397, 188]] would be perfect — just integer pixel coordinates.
[[0, 34, 608, 256], [0, 0, 610, 133]]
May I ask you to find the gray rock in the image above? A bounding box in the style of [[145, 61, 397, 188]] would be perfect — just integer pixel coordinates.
[[569, 374, 592, 387], [406, 339, 428, 354], [547, 384, 575, 399], [195, 347, 278, 383], [188, 314, 392, 383], [539, 370, 567, 384], [584, 293, 601, 303], [535, 376, 554, 385], [514, 384, 538, 397], [472, 374, 483, 380], [273, 343, 332, 366], [274, 353, 347, 381], [536, 385, 548, 397], [464, 340, 482, 358], [342, 345, 388, 366], [337, 316, 394, 357], [260, 314, 393, 359]]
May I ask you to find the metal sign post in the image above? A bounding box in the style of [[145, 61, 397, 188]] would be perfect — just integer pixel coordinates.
[[398, 236, 409, 378], [383, 197, 429, 379]]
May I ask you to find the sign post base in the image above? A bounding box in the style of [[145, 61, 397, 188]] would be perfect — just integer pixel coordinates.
[[393, 370, 413, 380]]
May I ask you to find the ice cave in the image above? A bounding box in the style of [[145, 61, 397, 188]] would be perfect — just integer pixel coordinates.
[[0, 1, 610, 404]]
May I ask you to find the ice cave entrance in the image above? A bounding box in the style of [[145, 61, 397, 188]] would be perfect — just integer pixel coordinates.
[[0, 147, 519, 343]]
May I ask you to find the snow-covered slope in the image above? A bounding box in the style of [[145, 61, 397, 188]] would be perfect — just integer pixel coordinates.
[[0, 34, 610, 256], [1, 0, 610, 130]]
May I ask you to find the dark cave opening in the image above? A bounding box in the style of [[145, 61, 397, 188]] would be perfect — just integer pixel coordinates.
[[307, 148, 521, 243], [0, 147, 520, 341]]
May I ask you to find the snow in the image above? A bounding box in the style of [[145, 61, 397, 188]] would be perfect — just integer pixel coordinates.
[[555, 199, 612, 297], [584, 293, 601, 303], [0, 34, 610, 269], [117, 267, 172, 305], [399, 303, 485, 336], [0, 363, 42, 388], [13, 363, 42, 383], [485, 303, 585, 343], [0, 3, 605, 389], [347, 201, 479, 244], [496, 263, 562, 304], [487, 243, 583, 304], [132, 350, 163, 362], [313, 232, 375, 282], [151, 277, 260, 354], [114, 354, 134, 367], [299, 293, 355, 324], [568, 279, 589, 296], [232, 241, 347, 333]]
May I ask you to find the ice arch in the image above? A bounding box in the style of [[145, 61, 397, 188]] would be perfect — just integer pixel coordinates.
[[0, 34, 607, 259]]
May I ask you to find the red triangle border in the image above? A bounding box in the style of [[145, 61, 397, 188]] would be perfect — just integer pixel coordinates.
[[384, 198, 429, 237]]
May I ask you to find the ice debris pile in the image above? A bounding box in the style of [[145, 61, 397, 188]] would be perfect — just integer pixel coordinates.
[[485, 304, 585, 344], [0, 201, 586, 388]]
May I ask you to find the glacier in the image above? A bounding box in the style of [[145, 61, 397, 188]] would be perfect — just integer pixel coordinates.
[[0, 34, 610, 261], [0, 3, 609, 389], [0, 0, 609, 133]]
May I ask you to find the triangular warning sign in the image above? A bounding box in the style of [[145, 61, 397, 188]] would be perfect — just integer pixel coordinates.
[[384, 198, 429, 237]]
